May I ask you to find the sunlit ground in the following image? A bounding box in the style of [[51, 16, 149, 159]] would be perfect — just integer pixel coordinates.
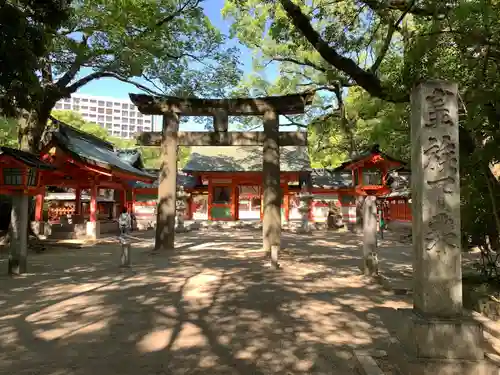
[[0, 230, 413, 375]]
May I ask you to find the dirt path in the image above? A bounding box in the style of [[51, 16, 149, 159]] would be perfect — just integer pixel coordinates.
[[0, 230, 411, 375]]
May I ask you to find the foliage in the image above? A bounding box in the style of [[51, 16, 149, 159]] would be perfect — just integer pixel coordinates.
[[5, 0, 241, 154], [0, 0, 71, 115], [0, 117, 19, 148]]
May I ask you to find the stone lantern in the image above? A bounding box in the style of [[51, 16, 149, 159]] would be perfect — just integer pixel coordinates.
[[297, 184, 313, 232], [175, 186, 190, 232]]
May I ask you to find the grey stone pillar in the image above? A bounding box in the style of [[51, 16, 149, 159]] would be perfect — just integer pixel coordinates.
[[8, 194, 29, 275], [362, 195, 378, 276], [392, 81, 489, 375], [262, 109, 281, 268], [155, 112, 179, 251]]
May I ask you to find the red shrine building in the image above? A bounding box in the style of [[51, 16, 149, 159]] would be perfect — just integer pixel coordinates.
[[0, 119, 412, 239], [132, 144, 411, 228]]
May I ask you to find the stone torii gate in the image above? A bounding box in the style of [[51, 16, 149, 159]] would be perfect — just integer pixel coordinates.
[[130, 93, 313, 266]]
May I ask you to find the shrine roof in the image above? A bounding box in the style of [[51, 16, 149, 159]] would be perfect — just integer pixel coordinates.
[[116, 149, 145, 170], [46, 119, 154, 181], [310, 169, 353, 189], [132, 170, 197, 189], [0, 146, 56, 170], [183, 146, 311, 172], [332, 145, 406, 171]]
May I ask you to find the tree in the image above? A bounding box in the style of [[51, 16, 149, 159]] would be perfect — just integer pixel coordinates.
[[0, 0, 71, 115], [11, 0, 240, 155]]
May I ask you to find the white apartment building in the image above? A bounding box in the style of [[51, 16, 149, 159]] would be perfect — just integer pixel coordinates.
[[54, 93, 157, 139]]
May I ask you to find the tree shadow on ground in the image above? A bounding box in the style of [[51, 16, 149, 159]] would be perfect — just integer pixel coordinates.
[[0, 230, 414, 375]]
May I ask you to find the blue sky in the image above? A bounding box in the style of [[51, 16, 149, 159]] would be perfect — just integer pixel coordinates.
[[76, 0, 268, 131]]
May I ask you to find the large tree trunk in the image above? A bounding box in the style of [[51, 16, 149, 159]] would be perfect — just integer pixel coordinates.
[[8, 108, 51, 275]]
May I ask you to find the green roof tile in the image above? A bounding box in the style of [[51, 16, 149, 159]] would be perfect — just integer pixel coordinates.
[[183, 146, 311, 172]]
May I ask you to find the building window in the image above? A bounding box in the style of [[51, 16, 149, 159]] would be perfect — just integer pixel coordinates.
[[137, 113, 142, 118], [123, 117, 128, 123], [122, 111, 128, 116], [97, 108, 104, 114], [129, 111, 136, 117], [106, 109, 112, 115], [106, 116, 112, 122], [63, 104, 71, 109], [137, 119, 143, 125], [213, 186, 231, 204], [55, 103, 62, 109], [122, 103, 128, 109], [113, 116, 120, 121], [89, 113, 96, 117], [129, 126, 135, 131], [114, 109, 120, 114], [144, 127, 150, 131], [98, 122, 104, 126], [98, 116, 104, 121], [121, 125, 128, 130], [106, 102, 113, 107], [145, 119, 151, 124], [90, 99, 96, 104], [129, 118, 135, 125], [73, 105, 80, 111], [81, 105, 88, 110], [98, 100, 104, 106], [106, 124, 112, 129], [121, 131, 128, 138], [90, 107, 96, 111], [73, 98, 80, 103], [130, 105, 136, 111], [81, 98, 88, 102], [137, 126, 143, 132]]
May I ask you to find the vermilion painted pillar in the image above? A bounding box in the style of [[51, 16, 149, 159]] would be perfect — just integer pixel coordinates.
[[90, 184, 97, 222], [230, 181, 238, 220], [130, 189, 136, 215], [75, 188, 81, 215], [35, 189, 45, 221], [207, 179, 213, 221]]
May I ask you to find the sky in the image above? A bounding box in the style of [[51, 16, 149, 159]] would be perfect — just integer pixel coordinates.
[[75, 0, 279, 132]]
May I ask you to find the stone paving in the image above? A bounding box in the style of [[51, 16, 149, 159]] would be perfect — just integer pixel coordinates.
[[0, 230, 414, 375]]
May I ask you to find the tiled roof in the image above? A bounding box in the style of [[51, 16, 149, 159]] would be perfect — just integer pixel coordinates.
[[116, 149, 145, 169], [132, 170, 197, 189], [0, 147, 56, 170], [46, 118, 154, 181], [183, 145, 311, 172], [332, 144, 406, 171], [310, 169, 353, 188]]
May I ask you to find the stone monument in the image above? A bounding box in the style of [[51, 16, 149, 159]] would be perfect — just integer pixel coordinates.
[[175, 186, 190, 233], [297, 184, 313, 233], [362, 195, 378, 276], [392, 80, 493, 374]]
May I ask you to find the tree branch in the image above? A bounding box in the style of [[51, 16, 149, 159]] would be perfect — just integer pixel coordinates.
[[361, 0, 452, 18], [67, 71, 161, 96], [272, 56, 327, 72], [56, 35, 89, 89], [278, 0, 408, 102]]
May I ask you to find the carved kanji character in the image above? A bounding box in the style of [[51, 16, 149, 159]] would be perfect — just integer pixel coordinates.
[[425, 88, 455, 128], [424, 135, 458, 193], [425, 212, 459, 253]]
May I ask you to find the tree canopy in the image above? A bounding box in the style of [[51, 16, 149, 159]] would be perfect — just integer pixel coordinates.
[[0, 0, 71, 115], [4, 0, 242, 153]]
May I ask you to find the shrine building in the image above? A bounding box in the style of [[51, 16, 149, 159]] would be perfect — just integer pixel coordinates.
[[131, 144, 408, 228]]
